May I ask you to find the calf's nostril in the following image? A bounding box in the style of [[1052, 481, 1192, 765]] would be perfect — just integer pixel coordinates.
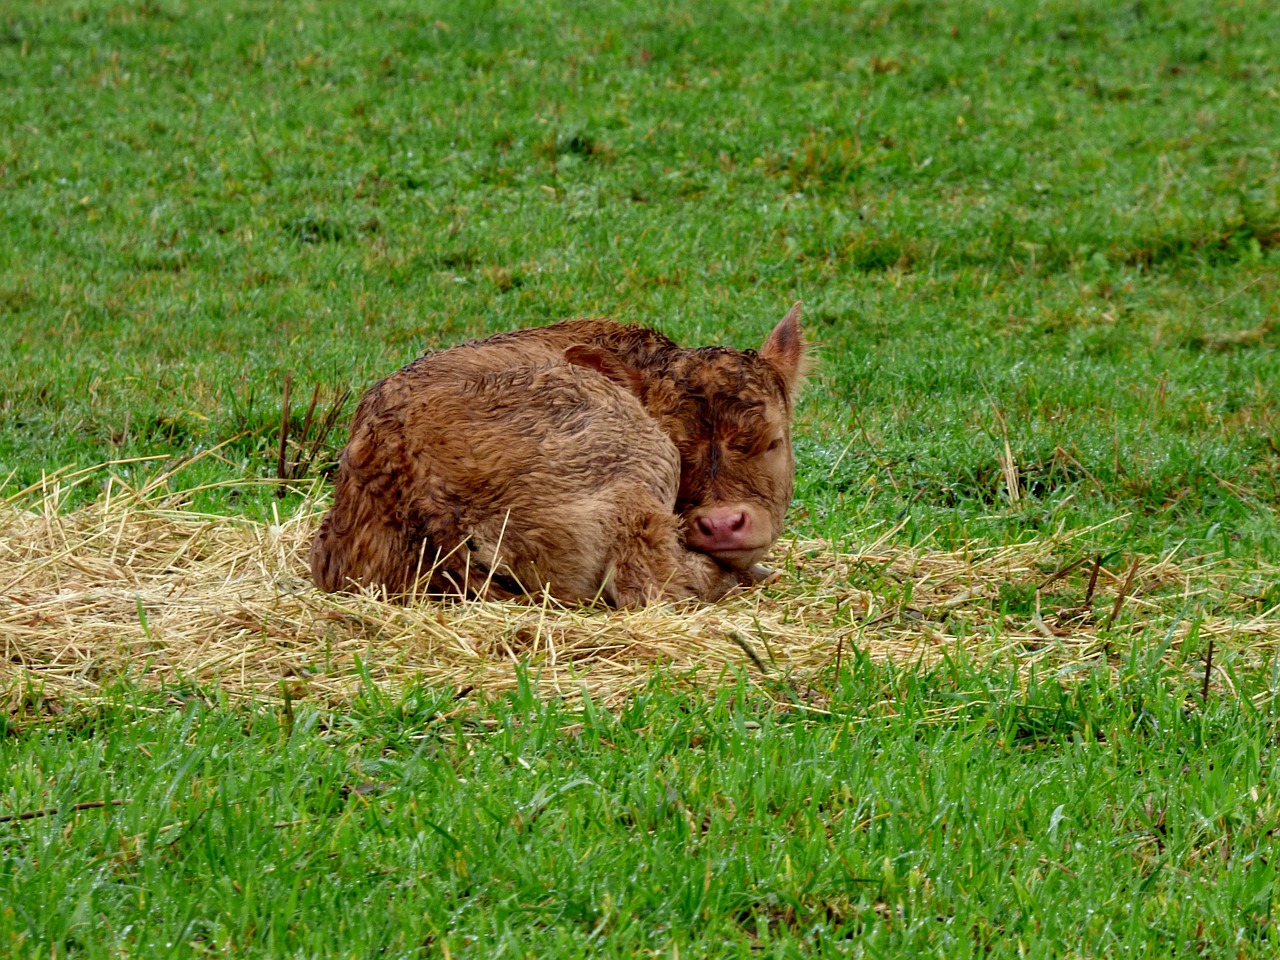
[[729, 512, 746, 533], [696, 516, 715, 537]]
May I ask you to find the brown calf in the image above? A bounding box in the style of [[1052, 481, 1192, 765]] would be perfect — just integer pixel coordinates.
[[310, 303, 806, 605]]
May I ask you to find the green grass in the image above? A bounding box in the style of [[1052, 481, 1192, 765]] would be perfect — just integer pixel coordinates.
[[3, 0, 1280, 955], [3, 662, 1279, 957], [2, 0, 1278, 552]]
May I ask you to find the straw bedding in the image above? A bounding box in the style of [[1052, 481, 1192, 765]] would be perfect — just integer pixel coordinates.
[[3, 464, 1278, 714]]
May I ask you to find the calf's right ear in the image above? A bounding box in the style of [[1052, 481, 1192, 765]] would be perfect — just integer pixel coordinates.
[[564, 345, 646, 398], [759, 301, 807, 397]]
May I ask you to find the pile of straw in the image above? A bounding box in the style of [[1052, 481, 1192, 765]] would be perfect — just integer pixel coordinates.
[[3, 460, 1278, 712]]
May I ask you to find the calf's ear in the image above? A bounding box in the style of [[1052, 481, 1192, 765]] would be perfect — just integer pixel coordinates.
[[564, 345, 646, 398], [759, 301, 807, 396]]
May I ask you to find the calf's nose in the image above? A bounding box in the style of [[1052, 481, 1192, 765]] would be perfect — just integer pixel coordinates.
[[696, 511, 747, 540], [690, 508, 752, 551]]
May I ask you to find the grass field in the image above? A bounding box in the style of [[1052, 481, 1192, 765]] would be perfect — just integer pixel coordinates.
[[2, 0, 1280, 956]]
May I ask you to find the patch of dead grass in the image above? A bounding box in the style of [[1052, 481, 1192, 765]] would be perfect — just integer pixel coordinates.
[[2, 463, 1278, 715]]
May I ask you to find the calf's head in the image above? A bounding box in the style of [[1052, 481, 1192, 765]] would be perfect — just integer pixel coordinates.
[[573, 302, 806, 571]]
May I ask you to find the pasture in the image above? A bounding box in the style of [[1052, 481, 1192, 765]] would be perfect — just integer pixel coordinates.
[[2, 0, 1279, 955]]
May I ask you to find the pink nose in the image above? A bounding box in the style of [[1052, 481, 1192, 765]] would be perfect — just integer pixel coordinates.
[[691, 509, 750, 551]]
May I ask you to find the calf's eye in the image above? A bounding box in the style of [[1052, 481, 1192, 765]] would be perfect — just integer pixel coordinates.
[[765, 437, 784, 452]]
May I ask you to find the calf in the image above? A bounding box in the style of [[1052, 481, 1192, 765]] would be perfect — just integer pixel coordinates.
[[310, 302, 806, 605]]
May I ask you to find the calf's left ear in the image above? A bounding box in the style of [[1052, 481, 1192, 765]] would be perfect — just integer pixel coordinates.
[[759, 301, 807, 397]]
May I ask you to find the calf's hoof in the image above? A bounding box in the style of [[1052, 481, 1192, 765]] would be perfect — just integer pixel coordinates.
[[741, 564, 781, 586]]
